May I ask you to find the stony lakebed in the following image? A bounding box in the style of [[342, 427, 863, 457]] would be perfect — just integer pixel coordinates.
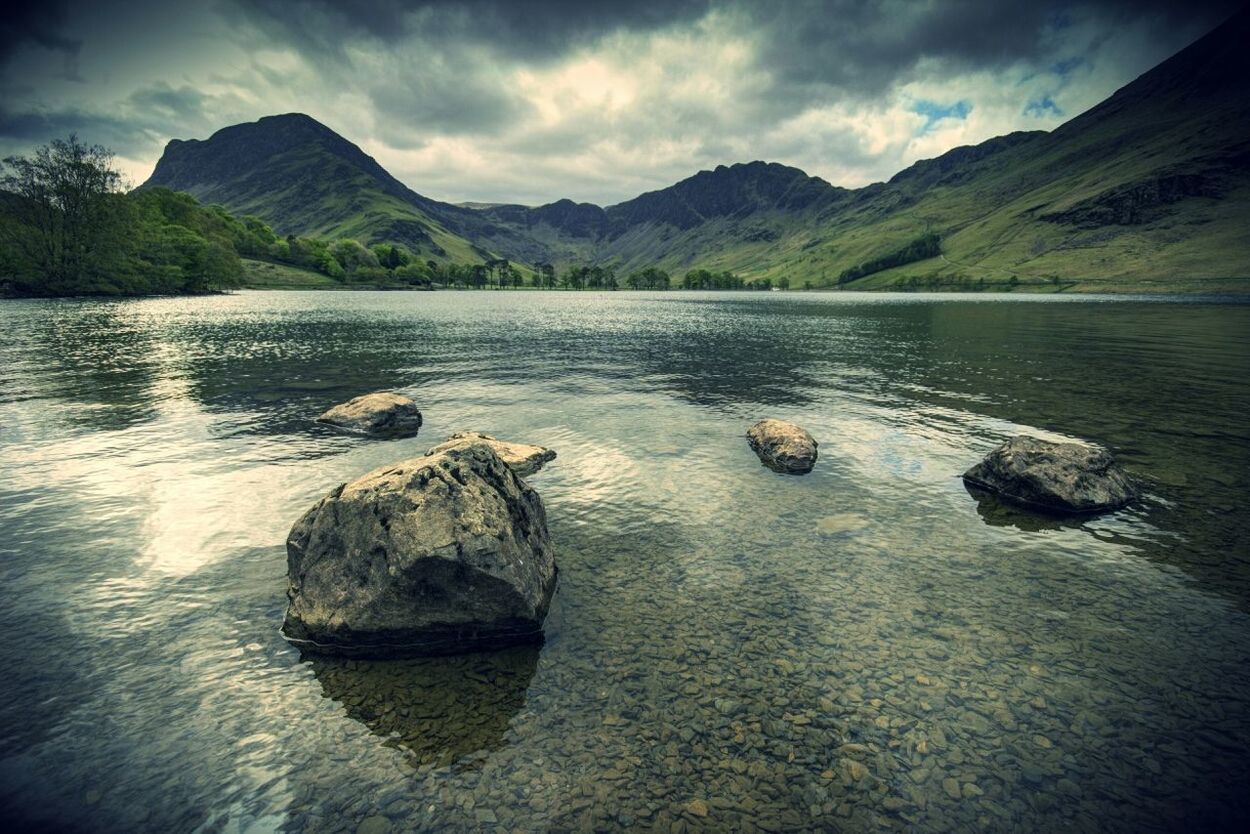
[[1, 290, 1248, 833]]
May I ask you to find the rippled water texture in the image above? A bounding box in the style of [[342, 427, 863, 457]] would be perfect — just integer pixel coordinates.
[[1, 290, 1249, 833]]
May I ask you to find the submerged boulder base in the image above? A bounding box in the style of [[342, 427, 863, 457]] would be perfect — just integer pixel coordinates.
[[963, 435, 1139, 515], [316, 391, 423, 437], [282, 442, 558, 656], [747, 419, 819, 474], [425, 431, 556, 477]]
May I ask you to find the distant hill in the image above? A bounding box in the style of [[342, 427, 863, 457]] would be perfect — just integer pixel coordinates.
[[140, 113, 505, 264], [141, 9, 1250, 290]]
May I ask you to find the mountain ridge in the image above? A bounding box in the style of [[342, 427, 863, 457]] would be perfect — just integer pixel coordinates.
[[140, 9, 1250, 289]]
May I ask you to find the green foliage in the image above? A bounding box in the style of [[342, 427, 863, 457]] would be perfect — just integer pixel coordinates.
[[330, 238, 379, 274], [240, 258, 340, 288], [682, 269, 745, 289], [838, 233, 941, 285], [351, 265, 389, 283], [536, 262, 557, 288], [394, 261, 432, 285], [0, 137, 247, 296], [1, 135, 130, 294], [625, 267, 670, 290]]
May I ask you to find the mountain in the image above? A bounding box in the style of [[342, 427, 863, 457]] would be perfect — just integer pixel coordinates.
[[140, 113, 496, 263], [141, 9, 1250, 290]]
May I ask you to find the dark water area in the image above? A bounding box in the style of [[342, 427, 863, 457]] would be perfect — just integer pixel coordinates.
[[1, 290, 1248, 833]]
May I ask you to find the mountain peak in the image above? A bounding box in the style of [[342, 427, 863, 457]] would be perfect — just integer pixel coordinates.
[[608, 159, 840, 229]]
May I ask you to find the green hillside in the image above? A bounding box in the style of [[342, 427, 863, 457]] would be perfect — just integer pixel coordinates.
[[138, 10, 1250, 292], [796, 9, 1250, 293], [140, 114, 495, 265], [477, 7, 1249, 291]]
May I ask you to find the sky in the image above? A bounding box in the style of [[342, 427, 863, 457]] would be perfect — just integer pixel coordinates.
[[0, 0, 1239, 206]]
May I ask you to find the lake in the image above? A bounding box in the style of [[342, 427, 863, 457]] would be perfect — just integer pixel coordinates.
[[1, 290, 1248, 833]]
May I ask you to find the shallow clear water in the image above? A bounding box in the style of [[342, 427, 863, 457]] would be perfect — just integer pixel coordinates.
[[1, 290, 1248, 833]]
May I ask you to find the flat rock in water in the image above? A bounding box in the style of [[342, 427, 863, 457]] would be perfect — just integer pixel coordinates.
[[962, 435, 1139, 515], [425, 431, 555, 477], [816, 513, 869, 534], [282, 441, 558, 656], [747, 418, 818, 474], [316, 391, 423, 437]]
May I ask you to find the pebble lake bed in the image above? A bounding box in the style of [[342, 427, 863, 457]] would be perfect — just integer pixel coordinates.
[[1, 289, 1248, 832]]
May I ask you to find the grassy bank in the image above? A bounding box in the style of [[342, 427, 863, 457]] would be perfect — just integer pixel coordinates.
[[240, 259, 432, 290]]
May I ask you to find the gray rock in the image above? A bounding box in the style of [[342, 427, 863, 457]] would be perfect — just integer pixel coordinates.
[[316, 392, 423, 437], [963, 435, 1138, 515], [425, 431, 555, 477], [282, 442, 558, 656], [747, 419, 818, 474]]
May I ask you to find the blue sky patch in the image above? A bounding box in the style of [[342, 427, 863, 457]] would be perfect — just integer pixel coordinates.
[[1050, 57, 1084, 77], [1025, 96, 1064, 118], [912, 99, 972, 132]]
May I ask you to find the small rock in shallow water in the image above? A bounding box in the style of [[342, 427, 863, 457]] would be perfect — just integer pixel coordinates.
[[816, 514, 869, 534], [685, 799, 710, 817], [962, 434, 1138, 515], [356, 816, 389, 834], [425, 431, 555, 477], [316, 392, 423, 438], [840, 759, 869, 781], [747, 419, 818, 474]]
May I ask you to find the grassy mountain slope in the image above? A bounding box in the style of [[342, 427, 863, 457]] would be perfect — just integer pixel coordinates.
[[140, 114, 495, 263], [469, 9, 1249, 289], [140, 10, 1250, 290], [789, 8, 1250, 291]]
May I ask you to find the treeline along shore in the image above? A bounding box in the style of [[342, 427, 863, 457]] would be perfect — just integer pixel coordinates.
[[0, 136, 799, 299]]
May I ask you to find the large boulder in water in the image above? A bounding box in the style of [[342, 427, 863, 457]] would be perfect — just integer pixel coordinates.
[[316, 392, 423, 437], [282, 442, 558, 656], [747, 418, 818, 474], [425, 431, 556, 477], [962, 435, 1139, 515]]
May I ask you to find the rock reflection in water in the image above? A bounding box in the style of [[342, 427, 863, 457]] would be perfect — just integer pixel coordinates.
[[306, 645, 540, 769], [964, 483, 1087, 533]]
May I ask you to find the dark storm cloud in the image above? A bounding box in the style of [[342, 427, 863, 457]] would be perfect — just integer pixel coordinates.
[[210, 0, 1243, 146], [0, 0, 1243, 202], [225, 0, 714, 60], [127, 84, 211, 122], [731, 0, 1243, 98], [755, 1, 1225, 83], [224, 0, 1240, 79], [0, 0, 82, 80], [0, 83, 226, 172], [0, 105, 142, 149], [363, 50, 533, 139]]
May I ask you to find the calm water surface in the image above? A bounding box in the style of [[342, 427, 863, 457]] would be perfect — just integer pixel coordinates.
[[1, 290, 1248, 833]]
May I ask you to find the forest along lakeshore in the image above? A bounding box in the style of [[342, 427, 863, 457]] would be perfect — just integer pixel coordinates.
[[2, 3, 1250, 834], [0, 290, 1249, 833]]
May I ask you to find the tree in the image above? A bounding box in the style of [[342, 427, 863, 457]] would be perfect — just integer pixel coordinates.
[[330, 238, 379, 277], [777, 276, 790, 290], [370, 243, 407, 270], [626, 267, 670, 290], [1, 134, 126, 293], [538, 262, 557, 288], [395, 262, 432, 286]]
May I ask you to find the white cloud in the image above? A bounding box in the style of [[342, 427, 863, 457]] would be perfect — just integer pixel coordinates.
[[0, 0, 1229, 205]]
